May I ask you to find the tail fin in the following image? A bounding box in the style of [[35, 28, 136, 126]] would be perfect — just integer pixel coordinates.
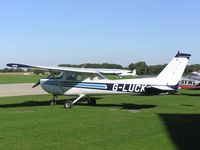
[[131, 69, 137, 76], [156, 52, 191, 86]]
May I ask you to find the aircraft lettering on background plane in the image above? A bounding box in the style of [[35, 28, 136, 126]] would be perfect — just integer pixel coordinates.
[[179, 71, 200, 89], [7, 52, 191, 108]]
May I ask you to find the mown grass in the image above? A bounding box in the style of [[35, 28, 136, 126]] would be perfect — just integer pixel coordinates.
[[0, 89, 200, 150], [0, 74, 46, 84]]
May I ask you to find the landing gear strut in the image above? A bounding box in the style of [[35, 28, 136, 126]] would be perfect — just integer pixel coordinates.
[[50, 95, 57, 105]]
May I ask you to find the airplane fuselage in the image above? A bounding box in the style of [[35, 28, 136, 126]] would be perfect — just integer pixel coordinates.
[[40, 77, 169, 96]]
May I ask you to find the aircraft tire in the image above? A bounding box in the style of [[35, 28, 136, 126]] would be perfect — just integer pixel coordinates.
[[64, 100, 73, 108]]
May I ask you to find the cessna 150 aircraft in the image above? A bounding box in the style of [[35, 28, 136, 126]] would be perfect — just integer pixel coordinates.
[[7, 52, 191, 108]]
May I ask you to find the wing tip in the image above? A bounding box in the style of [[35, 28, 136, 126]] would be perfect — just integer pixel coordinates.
[[7, 63, 31, 68]]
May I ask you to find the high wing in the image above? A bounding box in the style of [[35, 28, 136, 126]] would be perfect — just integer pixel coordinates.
[[85, 68, 132, 74], [6, 63, 131, 75]]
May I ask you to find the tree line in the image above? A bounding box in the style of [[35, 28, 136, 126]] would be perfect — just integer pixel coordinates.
[[129, 62, 200, 75], [1, 62, 200, 75], [0, 68, 24, 73], [59, 62, 200, 75]]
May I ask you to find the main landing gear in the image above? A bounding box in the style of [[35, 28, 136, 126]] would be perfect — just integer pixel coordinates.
[[63, 95, 97, 109], [50, 95, 97, 109], [64, 100, 73, 108], [63, 94, 85, 108], [87, 97, 96, 106]]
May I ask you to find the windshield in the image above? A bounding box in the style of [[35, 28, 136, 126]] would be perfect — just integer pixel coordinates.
[[187, 73, 200, 80]]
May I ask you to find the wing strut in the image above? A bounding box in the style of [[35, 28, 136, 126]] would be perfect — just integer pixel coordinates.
[[73, 94, 85, 104]]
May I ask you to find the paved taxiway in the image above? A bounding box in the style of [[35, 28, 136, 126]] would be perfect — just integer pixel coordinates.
[[0, 83, 47, 97]]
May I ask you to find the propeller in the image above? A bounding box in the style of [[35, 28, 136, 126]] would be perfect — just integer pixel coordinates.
[[32, 80, 41, 88], [32, 74, 53, 88]]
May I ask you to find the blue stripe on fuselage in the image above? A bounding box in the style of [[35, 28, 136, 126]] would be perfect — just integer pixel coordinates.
[[43, 80, 108, 90], [75, 83, 107, 89]]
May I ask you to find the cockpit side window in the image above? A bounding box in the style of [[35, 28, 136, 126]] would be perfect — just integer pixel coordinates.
[[62, 72, 105, 81]]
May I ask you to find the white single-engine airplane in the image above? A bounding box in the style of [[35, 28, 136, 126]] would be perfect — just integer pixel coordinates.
[[7, 52, 191, 108]]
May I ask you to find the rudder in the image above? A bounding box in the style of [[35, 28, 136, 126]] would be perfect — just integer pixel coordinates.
[[156, 52, 191, 86]]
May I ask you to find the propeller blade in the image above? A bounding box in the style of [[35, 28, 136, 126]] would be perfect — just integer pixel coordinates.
[[32, 80, 40, 88]]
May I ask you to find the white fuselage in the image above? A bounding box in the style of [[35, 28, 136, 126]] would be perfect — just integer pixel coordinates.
[[40, 77, 164, 96]]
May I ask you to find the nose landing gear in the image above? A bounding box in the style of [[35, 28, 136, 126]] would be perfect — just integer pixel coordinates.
[[50, 95, 57, 105]]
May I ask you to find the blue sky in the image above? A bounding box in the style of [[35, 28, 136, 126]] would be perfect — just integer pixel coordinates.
[[0, 0, 199, 68]]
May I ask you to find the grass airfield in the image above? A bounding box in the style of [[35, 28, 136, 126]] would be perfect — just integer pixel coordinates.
[[0, 89, 200, 150], [0, 74, 45, 84]]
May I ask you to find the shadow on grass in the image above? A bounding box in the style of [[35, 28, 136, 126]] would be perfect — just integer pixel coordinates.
[[0, 100, 63, 108], [76, 102, 156, 110], [0, 97, 103, 108], [0, 97, 156, 110], [188, 88, 200, 90], [180, 104, 194, 107], [180, 93, 200, 97], [159, 114, 200, 150]]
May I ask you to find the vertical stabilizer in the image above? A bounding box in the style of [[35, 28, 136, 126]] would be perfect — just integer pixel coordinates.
[[156, 52, 191, 86]]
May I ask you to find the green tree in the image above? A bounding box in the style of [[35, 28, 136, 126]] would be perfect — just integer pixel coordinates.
[[147, 64, 166, 75], [129, 61, 148, 75]]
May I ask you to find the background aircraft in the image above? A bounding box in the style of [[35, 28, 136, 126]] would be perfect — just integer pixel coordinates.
[[179, 71, 200, 89], [118, 69, 137, 78], [7, 52, 191, 108]]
